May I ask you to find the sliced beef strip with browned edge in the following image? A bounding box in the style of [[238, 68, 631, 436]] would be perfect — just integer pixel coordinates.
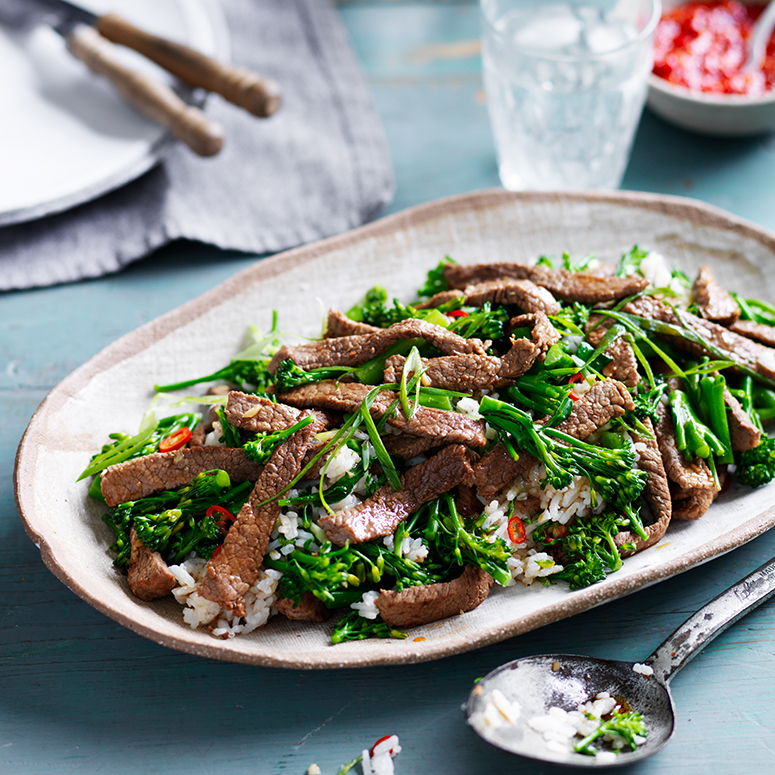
[[550, 378, 634, 439], [466, 444, 538, 502], [693, 264, 740, 325], [462, 278, 561, 316], [383, 353, 502, 392], [325, 309, 381, 338], [623, 296, 775, 383], [381, 433, 441, 460], [381, 311, 559, 391], [275, 592, 330, 622], [414, 289, 466, 310], [319, 444, 475, 545], [279, 381, 487, 448], [728, 320, 775, 348], [585, 315, 640, 387], [670, 466, 727, 520], [225, 391, 305, 433], [443, 263, 649, 304], [268, 318, 488, 373], [724, 387, 761, 451], [375, 564, 493, 628], [126, 527, 177, 602], [653, 399, 716, 517], [101, 447, 262, 508], [199, 412, 325, 615], [614, 418, 672, 557], [189, 423, 207, 447]]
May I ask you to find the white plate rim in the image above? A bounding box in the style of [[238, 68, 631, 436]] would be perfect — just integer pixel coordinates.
[[0, 0, 230, 227]]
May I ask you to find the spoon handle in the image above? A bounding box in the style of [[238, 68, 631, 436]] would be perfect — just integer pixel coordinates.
[[646, 556, 775, 685]]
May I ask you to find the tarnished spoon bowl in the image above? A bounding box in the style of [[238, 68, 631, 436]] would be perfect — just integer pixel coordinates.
[[467, 555, 775, 767]]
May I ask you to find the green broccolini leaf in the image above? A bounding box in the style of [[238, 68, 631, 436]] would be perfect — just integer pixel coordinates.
[[615, 245, 650, 278], [446, 302, 508, 342], [416, 256, 455, 298], [79, 412, 199, 481], [242, 415, 315, 464], [574, 709, 648, 755], [537, 251, 597, 273], [423, 495, 512, 587], [535, 509, 637, 590], [274, 359, 353, 391], [330, 610, 407, 644], [215, 407, 242, 447], [479, 396, 646, 509]]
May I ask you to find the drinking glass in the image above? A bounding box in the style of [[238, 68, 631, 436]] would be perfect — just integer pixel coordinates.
[[481, 0, 660, 190]]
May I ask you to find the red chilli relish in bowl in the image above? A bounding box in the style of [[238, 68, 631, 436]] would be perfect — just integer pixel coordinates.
[[653, 1, 775, 95]]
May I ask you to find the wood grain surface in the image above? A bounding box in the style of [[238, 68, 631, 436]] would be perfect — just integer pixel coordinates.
[[4, 2, 775, 773]]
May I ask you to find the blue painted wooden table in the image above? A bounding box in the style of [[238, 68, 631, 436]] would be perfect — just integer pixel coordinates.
[[4, 2, 775, 773]]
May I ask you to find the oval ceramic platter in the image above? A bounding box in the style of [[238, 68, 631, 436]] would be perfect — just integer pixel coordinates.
[[14, 190, 775, 669]]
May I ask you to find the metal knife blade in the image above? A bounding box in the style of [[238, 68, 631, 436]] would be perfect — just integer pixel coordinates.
[[0, 0, 95, 37]]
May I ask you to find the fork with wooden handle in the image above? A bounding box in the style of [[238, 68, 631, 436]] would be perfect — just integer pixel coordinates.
[[68, 24, 225, 157]]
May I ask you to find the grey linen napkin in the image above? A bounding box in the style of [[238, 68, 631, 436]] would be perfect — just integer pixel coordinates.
[[0, 0, 394, 292]]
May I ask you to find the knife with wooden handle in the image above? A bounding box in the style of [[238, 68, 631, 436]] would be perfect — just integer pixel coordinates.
[[96, 13, 282, 118]]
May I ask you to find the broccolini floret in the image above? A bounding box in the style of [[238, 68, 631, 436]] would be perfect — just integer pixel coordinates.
[[735, 436, 775, 488], [479, 396, 647, 510], [574, 709, 648, 755], [330, 610, 407, 644]]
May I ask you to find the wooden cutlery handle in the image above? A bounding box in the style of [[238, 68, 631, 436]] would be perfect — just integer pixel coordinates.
[[96, 13, 282, 118], [67, 25, 224, 158]]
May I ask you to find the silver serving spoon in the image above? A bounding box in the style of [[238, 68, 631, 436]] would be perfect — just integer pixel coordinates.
[[466, 556, 775, 767], [744, 1, 775, 73]]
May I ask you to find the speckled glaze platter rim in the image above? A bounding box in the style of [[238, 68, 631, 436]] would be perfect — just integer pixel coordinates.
[[14, 189, 775, 669]]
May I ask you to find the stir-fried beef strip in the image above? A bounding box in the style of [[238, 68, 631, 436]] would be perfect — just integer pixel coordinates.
[[279, 381, 488, 447], [551, 379, 634, 439], [585, 316, 640, 387], [225, 391, 305, 433], [100, 447, 262, 508], [199, 413, 324, 614], [724, 388, 761, 451], [466, 444, 537, 502], [671, 483, 719, 521], [623, 296, 775, 383], [269, 318, 488, 373], [654, 400, 716, 495], [414, 289, 466, 309], [614, 419, 671, 556], [381, 433, 441, 460], [319, 444, 475, 545], [462, 278, 561, 315], [728, 319, 775, 348], [127, 527, 177, 601], [506, 311, 561, 358], [325, 309, 381, 338], [276, 592, 330, 622], [692, 264, 740, 325], [383, 353, 503, 392], [381, 311, 560, 391], [443, 262, 649, 303], [375, 564, 493, 628]]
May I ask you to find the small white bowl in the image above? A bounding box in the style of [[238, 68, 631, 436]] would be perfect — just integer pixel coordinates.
[[646, 0, 775, 136]]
